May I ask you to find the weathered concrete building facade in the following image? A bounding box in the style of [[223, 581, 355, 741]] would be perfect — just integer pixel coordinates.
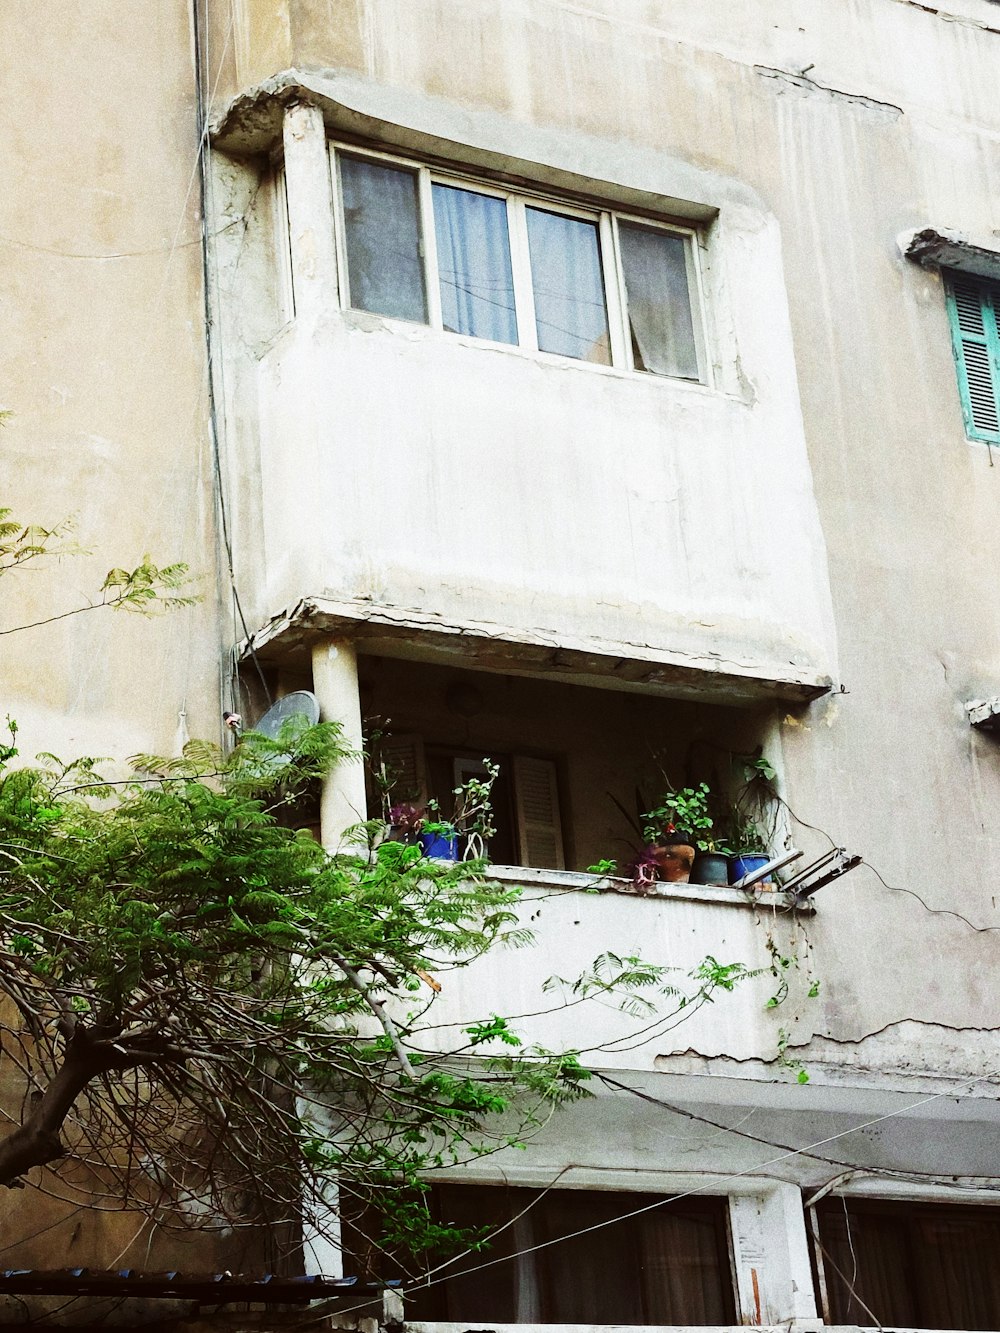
[[6, 0, 1000, 1325]]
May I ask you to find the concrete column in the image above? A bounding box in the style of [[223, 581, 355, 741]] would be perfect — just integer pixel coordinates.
[[311, 639, 367, 849], [282, 100, 338, 319], [730, 1183, 819, 1325]]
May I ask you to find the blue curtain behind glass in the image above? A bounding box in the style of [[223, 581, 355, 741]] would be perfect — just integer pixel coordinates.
[[526, 209, 610, 364], [432, 184, 517, 344]]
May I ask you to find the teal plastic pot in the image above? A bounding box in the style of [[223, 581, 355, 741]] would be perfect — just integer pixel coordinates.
[[691, 852, 729, 886]]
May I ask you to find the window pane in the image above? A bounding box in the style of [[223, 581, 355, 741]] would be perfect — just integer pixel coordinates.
[[816, 1198, 1000, 1330], [619, 221, 699, 379], [526, 208, 611, 364], [432, 184, 517, 344], [402, 1186, 734, 1326], [535, 1191, 645, 1323], [340, 156, 427, 323]]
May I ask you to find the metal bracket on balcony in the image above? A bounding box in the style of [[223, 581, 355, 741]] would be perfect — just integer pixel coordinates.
[[967, 697, 1000, 733], [731, 848, 803, 891], [781, 847, 862, 902]]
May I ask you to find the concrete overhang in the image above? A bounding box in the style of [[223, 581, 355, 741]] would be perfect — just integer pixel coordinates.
[[901, 226, 1000, 281], [967, 696, 1000, 731], [594, 1070, 1000, 1189], [643, 1065, 1000, 1115], [208, 69, 758, 223], [240, 596, 833, 706]]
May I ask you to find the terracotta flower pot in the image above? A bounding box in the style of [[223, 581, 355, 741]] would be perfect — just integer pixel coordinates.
[[650, 837, 696, 883]]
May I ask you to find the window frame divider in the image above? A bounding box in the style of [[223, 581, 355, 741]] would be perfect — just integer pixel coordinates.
[[272, 165, 296, 324], [684, 225, 713, 388], [603, 212, 632, 371], [506, 195, 539, 353], [329, 146, 352, 313], [417, 165, 443, 331]]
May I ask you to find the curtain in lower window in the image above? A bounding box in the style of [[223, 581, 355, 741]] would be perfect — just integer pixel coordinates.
[[641, 1209, 736, 1325], [817, 1198, 1000, 1330], [618, 221, 699, 380], [398, 1185, 735, 1326], [432, 184, 517, 344], [916, 1209, 1000, 1330]]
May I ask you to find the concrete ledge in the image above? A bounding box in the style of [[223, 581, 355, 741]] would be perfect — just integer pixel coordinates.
[[405, 1323, 848, 1333], [487, 864, 806, 910], [242, 597, 833, 706], [967, 695, 1000, 731], [901, 226, 1000, 281]]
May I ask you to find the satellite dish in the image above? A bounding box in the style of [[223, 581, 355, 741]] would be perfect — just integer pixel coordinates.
[[254, 691, 321, 739]]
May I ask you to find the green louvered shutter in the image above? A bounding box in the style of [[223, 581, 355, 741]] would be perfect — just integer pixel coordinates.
[[946, 274, 1000, 443]]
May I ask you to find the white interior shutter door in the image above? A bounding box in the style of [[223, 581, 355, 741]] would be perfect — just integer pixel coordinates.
[[513, 755, 565, 870], [380, 733, 427, 804]]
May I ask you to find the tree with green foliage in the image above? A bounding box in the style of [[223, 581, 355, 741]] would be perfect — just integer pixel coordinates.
[[0, 505, 195, 637], [0, 721, 578, 1244], [0, 719, 754, 1264], [0, 483, 753, 1268]]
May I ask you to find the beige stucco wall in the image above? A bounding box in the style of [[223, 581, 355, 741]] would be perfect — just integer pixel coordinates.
[[1, 1, 222, 764], [1, 0, 227, 1272]]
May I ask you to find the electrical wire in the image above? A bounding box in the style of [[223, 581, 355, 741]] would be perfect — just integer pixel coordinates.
[[191, 0, 273, 716], [593, 1072, 1000, 1187], [860, 859, 1000, 933], [0, 218, 245, 261], [774, 788, 1000, 933]]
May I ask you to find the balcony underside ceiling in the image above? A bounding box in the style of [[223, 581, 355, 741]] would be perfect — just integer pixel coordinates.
[[241, 597, 833, 706]]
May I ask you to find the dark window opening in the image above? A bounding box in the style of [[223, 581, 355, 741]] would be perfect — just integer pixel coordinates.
[[812, 1196, 1000, 1330], [371, 734, 566, 870], [344, 1183, 735, 1326]]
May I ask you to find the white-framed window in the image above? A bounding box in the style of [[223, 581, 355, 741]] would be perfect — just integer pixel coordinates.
[[270, 165, 295, 325], [330, 143, 709, 383]]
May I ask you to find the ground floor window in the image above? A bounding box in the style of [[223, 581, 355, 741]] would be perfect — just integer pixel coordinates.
[[347, 1183, 736, 1325], [813, 1196, 1000, 1329]]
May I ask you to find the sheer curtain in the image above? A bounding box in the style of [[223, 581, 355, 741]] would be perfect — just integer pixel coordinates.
[[339, 156, 427, 323], [432, 184, 517, 343], [526, 208, 611, 364], [641, 1209, 735, 1325], [420, 1186, 733, 1326], [618, 221, 699, 379]]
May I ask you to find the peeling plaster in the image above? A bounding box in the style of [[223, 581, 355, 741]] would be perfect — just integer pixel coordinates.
[[754, 65, 904, 117]]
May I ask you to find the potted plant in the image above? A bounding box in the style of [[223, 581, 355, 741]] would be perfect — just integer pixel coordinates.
[[417, 814, 460, 861], [725, 752, 779, 885], [386, 760, 499, 862], [641, 783, 731, 885], [728, 813, 770, 885]]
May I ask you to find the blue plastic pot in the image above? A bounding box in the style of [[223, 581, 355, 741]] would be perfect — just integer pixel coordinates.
[[418, 831, 459, 860], [729, 853, 769, 885]]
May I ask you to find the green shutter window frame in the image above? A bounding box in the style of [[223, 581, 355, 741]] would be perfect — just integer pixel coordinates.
[[945, 272, 1000, 444]]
